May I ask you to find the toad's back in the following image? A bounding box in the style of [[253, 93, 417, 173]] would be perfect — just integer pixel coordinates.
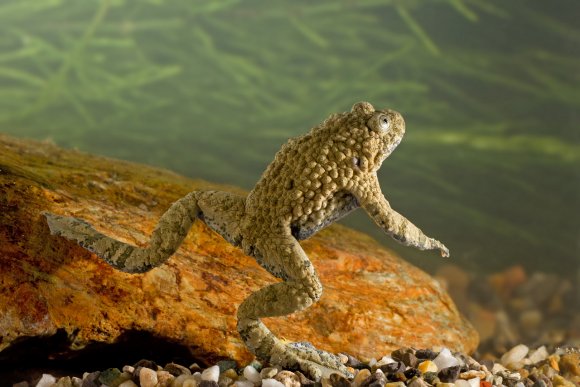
[[242, 128, 360, 241]]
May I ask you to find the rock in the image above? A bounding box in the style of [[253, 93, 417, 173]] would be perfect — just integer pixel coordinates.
[[438, 366, 460, 383], [0, 134, 478, 370], [217, 360, 237, 373], [262, 379, 286, 387], [454, 380, 470, 387], [353, 369, 372, 387], [166, 363, 192, 376], [173, 375, 198, 387], [54, 376, 73, 387], [202, 366, 220, 383], [501, 345, 530, 367], [243, 365, 262, 384], [35, 374, 56, 387], [415, 350, 438, 360], [158, 371, 175, 387], [528, 346, 549, 364], [360, 370, 387, 387], [217, 375, 233, 387], [118, 380, 138, 387], [274, 371, 300, 387], [200, 381, 219, 387], [434, 349, 459, 370], [418, 360, 438, 374], [98, 368, 123, 386], [139, 367, 159, 387], [260, 367, 279, 380], [466, 377, 480, 387], [559, 354, 580, 376], [407, 378, 429, 387], [233, 381, 253, 387], [329, 373, 350, 387], [379, 362, 405, 375]]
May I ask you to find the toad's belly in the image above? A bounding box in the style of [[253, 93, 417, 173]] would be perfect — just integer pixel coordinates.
[[290, 192, 359, 240]]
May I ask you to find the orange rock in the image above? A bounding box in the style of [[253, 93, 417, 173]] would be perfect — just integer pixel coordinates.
[[0, 134, 478, 365], [487, 265, 527, 301]]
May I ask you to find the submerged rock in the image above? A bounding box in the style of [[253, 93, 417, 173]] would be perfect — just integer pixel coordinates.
[[0, 135, 477, 373]]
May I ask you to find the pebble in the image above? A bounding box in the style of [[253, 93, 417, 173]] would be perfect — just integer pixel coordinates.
[[438, 366, 461, 383], [12, 343, 580, 387], [243, 365, 262, 384], [139, 367, 158, 387], [274, 370, 301, 387], [262, 379, 286, 387], [260, 367, 280, 379], [433, 349, 460, 370], [183, 377, 199, 387], [418, 360, 438, 373], [202, 365, 220, 383], [353, 368, 372, 387], [454, 380, 471, 387], [500, 344, 529, 366], [466, 377, 480, 387], [165, 362, 192, 376]]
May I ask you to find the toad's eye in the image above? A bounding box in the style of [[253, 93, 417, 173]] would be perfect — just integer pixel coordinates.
[[379, 116, 390, 131], [368, 113, 391, 132]]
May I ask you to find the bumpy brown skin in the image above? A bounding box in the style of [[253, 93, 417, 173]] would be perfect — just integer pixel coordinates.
[[44, 102, 449, 381]]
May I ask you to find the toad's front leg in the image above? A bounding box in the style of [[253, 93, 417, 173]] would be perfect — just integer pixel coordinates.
[[237, 234, 353, 381], [355, 176, 449, 257]]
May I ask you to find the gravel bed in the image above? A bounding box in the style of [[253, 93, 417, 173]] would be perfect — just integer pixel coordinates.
[[14, 344, 579, 387]]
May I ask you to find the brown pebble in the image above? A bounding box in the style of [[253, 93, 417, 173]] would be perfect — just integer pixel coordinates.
[[165, 362, 192, 376], [330, 373, 351, 387], [559, 354, 580, 375], [353, 369, 372, 387]]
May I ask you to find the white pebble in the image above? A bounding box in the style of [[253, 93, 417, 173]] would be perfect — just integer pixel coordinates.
[[119, 380, 138, 387], [140, 367, 159, 387], [261, 379, 285, 387], [454, 380, 471, 387], [434, 348, 460, 370], [123, 365, 135, 374], [36, 374, 56, 387], [234, 381, 254, 387], [376, 356, 396, 367], [500, 344, 529, 366], [528, 346, 548, 363], [243, 365, 262, 383], [514, 383, 525, 387], [467, 377, 480, 387], [202, 365, 220, 382], [368, 358, 377, 367]]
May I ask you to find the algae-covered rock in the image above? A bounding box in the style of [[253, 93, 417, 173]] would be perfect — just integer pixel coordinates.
[[0, 134, 478, 365]]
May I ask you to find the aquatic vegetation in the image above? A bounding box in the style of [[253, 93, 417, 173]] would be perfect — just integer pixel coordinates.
[[0, 0, 577, 274]]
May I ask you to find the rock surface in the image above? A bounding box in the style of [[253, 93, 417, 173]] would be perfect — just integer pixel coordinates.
[[0, 134, 477, 366]]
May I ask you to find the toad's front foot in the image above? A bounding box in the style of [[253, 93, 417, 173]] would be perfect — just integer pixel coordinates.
[[270, 340, 354, 381]]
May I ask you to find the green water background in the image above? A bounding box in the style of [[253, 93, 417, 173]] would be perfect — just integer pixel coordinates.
[[0, 0, 578, 277]]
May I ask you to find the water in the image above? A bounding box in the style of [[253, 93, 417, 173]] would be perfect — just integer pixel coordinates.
[[0, 0, 578, 278]]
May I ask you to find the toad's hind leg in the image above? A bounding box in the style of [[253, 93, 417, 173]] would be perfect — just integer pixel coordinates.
[[44, 191, 204, 273], [195, 191, 245, 247], [237, 234, 352, 381]]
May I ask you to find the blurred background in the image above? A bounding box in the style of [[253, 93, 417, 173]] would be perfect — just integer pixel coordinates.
[[0, 0, 578, 353]]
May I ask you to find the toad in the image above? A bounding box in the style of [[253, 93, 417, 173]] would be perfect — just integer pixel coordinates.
[[45, 101, 449, 380]]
